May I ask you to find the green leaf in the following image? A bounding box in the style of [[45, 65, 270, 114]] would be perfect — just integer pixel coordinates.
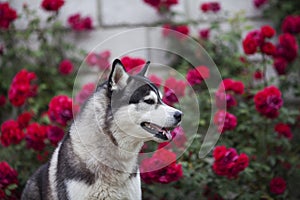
[[7, 184, 18, 190]]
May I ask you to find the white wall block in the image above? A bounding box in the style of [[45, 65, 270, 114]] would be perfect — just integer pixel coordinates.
[[101, 0, 161, 26], [68, 27, 149, 60], [10, 0, 99, 28], [59, 0, 99, 27], [187, 0, 262, 21]]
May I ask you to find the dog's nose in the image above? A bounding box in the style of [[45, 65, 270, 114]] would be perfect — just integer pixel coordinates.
[[173, 111, 182, 123]]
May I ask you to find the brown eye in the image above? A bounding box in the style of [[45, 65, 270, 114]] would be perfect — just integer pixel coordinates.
[[144, 99, 155, 104]]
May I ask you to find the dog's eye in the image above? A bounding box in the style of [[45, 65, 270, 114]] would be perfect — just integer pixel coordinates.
[[144, 99, 155, 104]]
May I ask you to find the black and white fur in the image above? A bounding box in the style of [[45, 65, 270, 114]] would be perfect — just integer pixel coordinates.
[[21, 59, 182, 200]]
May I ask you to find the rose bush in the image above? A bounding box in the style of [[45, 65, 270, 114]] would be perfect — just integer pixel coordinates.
[[0, 1, 84, 198], [141, 1, 300, 199], [0, 0, 299, 200]]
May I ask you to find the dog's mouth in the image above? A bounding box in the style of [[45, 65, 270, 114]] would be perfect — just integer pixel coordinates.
[[141, 122, 173, 141]]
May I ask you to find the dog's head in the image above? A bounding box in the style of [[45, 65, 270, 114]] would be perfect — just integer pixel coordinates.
[[107, 59, 182, 143]]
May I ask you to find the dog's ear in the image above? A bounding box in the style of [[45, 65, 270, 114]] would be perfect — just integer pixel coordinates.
[[138, 61, 150, 76], [108, 59, 129, 91]]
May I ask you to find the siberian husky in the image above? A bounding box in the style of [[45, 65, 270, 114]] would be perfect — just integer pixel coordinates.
[[21, 59, 182, 200]]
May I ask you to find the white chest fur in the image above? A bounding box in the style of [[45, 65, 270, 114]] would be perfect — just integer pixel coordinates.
[[66, 174, 141, 200]]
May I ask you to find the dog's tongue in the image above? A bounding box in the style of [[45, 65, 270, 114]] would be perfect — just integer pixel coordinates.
[[165, 131, 172, 140], [146, 122, 173, 140], [161, 129, 172, 140]]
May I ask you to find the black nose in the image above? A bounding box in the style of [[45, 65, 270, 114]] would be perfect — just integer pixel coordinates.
[[173, 111, 182, 123]]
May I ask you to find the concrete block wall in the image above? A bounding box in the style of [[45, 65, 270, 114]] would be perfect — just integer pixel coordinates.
[[10, 0, 266, 79]]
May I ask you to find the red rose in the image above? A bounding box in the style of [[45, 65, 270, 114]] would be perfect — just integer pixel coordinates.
[[162, 90, 178, 106], [175, 25, 190, 36], [269, 177, 286, 195], [46, 125, 65, 146], [254, 86, 283, 118], [212, 146, 249, 178], [186, 65, 210, 86], [164, 77, 186, 97], [281, 15, 300, 34], [233, 153, 249, 171], [186, 68, 200, 86], [218, 79, 244, 94], [171, 126, 187, 149], [0, 2, 17, 29], [86, 50, 111, 70], [41, 0, 64, 11], [274, 123, 293, 139], [200, 3, 210, 12], [140, 158, 158, 184], [243, 30, 263, 54], [68, 13, 93, 31], [156, 162, 183, 184], [162, 24, 171, 37], [17, 111, 33, 129], [0, 120, 24, 147], [75, 83, 96, 105], [254, 70, 263, 80], [253, 0, 268, 8], [216, 79, 244, 109], [120, 56, 146, 75], [213, 147, 238, 176], [8, 69, 37, 107], [0, 94, 6, 106], [48, 95, 74, 126], [140, 148, 183, 184], [261, 42, 276, 55], [239, 56, 247, 63], [143, 0, 178, 11], [274, 33, 298, 62], [210, 2, 221, 12], [164, 0, 178, 8], [261, 25, 275, 38], [86, 52, 98, 66], [226, 153, 249, 178], [0, 190, 4, 199], [213, 110, 237, 133], [273, 57, 288, 75], [144, 0, 160, 7], [231, 81, 244, 94], [215, 92, 237, 109], [148, 75, 162, 88], [199, 28, 210, 40], [158, 126, 187, 150], [68, 14, 83, 30], [161, 24, 189, 39], [59, 59, 74, 75], [0, 161, 18, 190], [243, 34, 258, 54], [163, 77, 186, 106], [153, 148, 177, 165], [200, 2, 221, 13], [25, 123, 47, 151], [82, 17, 93, 30], [213, 145, 227, 161], [220, 79, 234, 91]]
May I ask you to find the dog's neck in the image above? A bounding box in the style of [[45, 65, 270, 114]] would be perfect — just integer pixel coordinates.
[[70, 86, 143, 177]]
